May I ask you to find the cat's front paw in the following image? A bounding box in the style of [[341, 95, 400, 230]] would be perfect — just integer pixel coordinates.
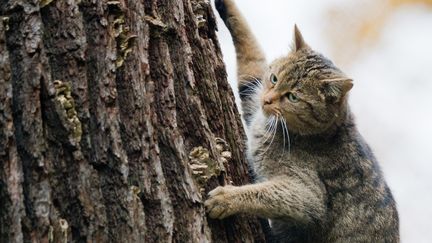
[[214, 0, 228, 22], [205, 185, 238, 219]]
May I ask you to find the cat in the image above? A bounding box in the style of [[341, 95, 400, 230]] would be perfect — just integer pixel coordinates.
[[204, 0, 400, 242]]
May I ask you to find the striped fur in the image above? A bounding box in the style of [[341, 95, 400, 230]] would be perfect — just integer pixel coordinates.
[[205, 0, 400, 242]]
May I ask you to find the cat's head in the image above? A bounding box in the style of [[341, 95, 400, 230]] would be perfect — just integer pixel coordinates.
[[261, 25, 353, 135]]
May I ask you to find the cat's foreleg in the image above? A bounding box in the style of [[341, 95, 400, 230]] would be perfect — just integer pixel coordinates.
[[205, 178, 326, 223], [215, 0, 267, 88]]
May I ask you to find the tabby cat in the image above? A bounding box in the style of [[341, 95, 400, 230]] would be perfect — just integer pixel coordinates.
[[204, 0, 400, 242]]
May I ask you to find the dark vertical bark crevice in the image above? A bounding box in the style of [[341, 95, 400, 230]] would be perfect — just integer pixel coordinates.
[[0, 13, 12, 242], [4, 4, 50, 241], [79, 1, 133, 241], [0, 180, 12, 242]]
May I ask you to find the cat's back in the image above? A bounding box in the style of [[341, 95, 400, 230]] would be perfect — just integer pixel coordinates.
[[248, 117, 399, 242], [315, 127, 400, 242]]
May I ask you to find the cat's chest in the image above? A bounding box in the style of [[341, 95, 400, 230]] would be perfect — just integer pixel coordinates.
[[247, 130, 314, 178], [245, 115, 335, 178]]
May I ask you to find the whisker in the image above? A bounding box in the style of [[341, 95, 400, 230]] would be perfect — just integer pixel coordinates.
[[262, 116, 276, 145], [266, 116, 274, 127], [262, 116, 278, 155], [281, 116, 286, 156], [281, 117, 291, 155], [239, 90, 260, 96], [241, 75, 263, 86], [240, 78, 262, 89], [239, 80, 262, 95], [261, 116, 272, 142]]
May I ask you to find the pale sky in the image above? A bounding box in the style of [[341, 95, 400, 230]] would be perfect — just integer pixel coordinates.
[[214, 1, 432, 242]]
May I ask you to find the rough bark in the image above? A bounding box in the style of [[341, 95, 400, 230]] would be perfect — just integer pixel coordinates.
[[0, 0, 266, 242]]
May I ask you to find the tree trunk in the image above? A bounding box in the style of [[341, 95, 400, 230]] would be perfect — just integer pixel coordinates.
[[0, 0, 266, 242]]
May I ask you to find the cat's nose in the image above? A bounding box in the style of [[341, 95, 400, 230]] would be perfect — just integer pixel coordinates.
[[264, 98, 272, 105]]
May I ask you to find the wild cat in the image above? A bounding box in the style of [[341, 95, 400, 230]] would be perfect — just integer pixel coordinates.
[[204, 0, 400, 242]]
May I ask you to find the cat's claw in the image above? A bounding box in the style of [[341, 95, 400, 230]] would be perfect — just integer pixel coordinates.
[[205, 185, 237, 219], [215, 0, 228, 22]]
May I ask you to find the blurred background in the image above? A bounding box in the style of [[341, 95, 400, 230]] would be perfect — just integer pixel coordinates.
[[213, 0, 432, 242]]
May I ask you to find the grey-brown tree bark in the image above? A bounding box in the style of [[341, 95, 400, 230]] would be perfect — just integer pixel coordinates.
[[0, 0, 266, 242]]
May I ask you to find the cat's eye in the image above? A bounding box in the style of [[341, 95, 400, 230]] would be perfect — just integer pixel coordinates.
[[287, 93, 299, 103], [270, 74, 278, 84]]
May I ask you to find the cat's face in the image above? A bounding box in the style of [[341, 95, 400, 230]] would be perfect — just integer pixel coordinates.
[[260, 29, 353, 135]]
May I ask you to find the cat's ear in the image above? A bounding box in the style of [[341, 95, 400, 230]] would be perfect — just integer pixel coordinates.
[[293, 24, 309, 51], [319, 78, 353, 103]]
